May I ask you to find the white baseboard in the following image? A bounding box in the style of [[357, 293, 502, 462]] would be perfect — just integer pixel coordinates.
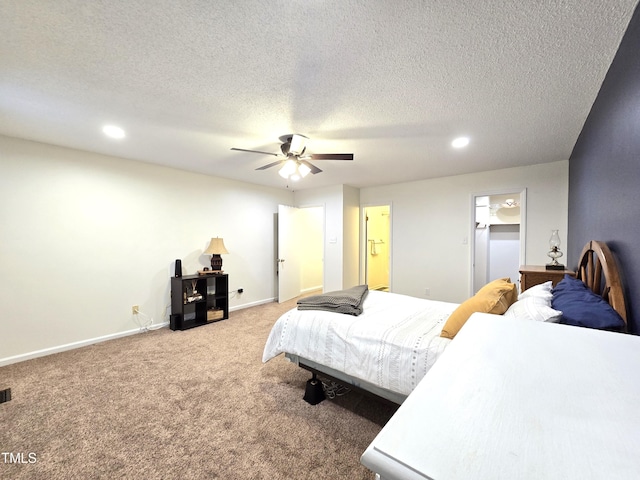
[[301, 285, 323, 294], [229, 297, 275, 311], [0, 322, 169, 367], [1, 297, 277, 367]]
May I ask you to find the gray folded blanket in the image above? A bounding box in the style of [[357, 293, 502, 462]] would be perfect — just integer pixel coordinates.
[[297, 285, 369, 316]]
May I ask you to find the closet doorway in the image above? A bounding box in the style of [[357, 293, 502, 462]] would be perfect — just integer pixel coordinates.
[[471, 190, 526, 294], [363, 205, 391, 291]]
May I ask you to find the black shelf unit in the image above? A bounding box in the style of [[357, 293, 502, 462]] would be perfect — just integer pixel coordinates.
[[170, 273, 228, 330]]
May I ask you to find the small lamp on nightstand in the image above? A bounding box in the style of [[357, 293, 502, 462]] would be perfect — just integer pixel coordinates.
[[546, 229, 565, 270], [203, 237, 229, 273]]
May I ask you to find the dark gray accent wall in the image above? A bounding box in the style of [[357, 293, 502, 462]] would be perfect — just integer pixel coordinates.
[[568, 4, 640, 333]]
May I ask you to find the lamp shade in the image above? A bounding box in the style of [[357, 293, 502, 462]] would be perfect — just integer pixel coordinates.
[[279, 159, 297, 179], [289, 134, 308, 155], [204, 237, 229, 255], [298, 162, 311, 177]]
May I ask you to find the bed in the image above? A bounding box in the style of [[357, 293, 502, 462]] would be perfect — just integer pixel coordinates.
[[360, 310, 640, 480], [262, 289, 458, 404], [262, 240, 628, 405]]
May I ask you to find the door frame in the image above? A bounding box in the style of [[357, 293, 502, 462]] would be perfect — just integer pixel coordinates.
[[360, 203, 393, 291], [276, 204, 325, 302], [470, 188, 527, 296]]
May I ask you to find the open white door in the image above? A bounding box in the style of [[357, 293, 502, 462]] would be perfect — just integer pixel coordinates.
[[277, 204, 303, 303]]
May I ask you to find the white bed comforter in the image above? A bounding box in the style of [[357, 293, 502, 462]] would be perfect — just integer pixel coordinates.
[[262, 290, 458, 396]]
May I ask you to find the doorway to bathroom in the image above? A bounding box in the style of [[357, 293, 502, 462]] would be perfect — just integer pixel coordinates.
[[363, 205, 391, 291]]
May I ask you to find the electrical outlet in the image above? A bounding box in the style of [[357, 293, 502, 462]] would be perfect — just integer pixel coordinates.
[[132, 305, 140, 314], [237, 288, 244, 294], [424, 288, 430, 296]]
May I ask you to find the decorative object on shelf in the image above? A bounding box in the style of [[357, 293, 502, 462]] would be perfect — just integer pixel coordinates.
[[546, 229, 565, 270], [203, 237, 229, 274], [207, 309, 224, 322], [185, 280, 203, 303], [174, 259, 182, 277]]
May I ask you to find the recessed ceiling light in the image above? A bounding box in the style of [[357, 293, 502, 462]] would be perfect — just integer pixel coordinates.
[[452, 136, 470, 148], [102, 125, 126, 139]]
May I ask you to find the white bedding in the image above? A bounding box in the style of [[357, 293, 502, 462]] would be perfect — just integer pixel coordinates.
[[262, 290, 458, 396], [361, 315, 640, 479]]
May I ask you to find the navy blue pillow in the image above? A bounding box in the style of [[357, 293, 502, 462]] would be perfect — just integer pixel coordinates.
[[551, 274, 625, 330]]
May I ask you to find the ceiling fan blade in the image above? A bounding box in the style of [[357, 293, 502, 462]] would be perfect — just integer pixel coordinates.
[[309, 153, 354, 161], [255, 160, 284, 171], [299, 159, 322, 174], [231, 147, 280, 157]]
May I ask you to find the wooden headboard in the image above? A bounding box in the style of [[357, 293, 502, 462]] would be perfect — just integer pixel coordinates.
[[575, 240, 628, 331]]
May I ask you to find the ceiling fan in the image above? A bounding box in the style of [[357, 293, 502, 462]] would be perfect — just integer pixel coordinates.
[[231, 134, 354, 181]]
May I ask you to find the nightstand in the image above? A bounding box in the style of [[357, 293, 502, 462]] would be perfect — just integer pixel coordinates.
[[519, 265, 575, 293]]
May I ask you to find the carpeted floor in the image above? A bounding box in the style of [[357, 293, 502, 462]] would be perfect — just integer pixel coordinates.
[[0, 296, 397, 479]]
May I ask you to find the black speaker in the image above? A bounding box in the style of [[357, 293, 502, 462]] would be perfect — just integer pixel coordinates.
[[303, 376, 325, 405], [174, 259, 182, 277]]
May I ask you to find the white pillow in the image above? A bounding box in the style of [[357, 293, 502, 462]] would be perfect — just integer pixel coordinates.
[[519, 281, 553, 304], [504, 296, 562, 323]]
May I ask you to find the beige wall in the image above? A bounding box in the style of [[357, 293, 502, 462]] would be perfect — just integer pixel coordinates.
[[0, 135, 294, 364], [360, 161, 569, 303], [1, 133, 569, 364]]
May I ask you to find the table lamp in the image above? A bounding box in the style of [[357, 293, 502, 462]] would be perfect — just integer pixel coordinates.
[[203, 237, 229, 273]]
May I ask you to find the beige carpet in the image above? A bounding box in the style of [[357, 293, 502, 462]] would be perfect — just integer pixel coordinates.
[[0, 296, 397, 479]]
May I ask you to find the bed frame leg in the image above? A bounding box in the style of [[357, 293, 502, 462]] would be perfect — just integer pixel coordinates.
[[303, 373, 325, 405]]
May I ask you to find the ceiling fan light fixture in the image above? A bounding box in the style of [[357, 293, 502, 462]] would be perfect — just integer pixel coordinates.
[[289, 134, 308, 156], [280, 161, 309, 182], [298, 162, 311, 178], [279, 159, 297, 178], [232, 134, 353, 180]]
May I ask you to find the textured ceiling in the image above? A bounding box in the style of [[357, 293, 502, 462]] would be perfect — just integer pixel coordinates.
[[1, 0, 638, 190]]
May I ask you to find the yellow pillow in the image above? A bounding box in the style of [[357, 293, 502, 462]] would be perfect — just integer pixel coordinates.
[[440, 278, 518, 339]]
